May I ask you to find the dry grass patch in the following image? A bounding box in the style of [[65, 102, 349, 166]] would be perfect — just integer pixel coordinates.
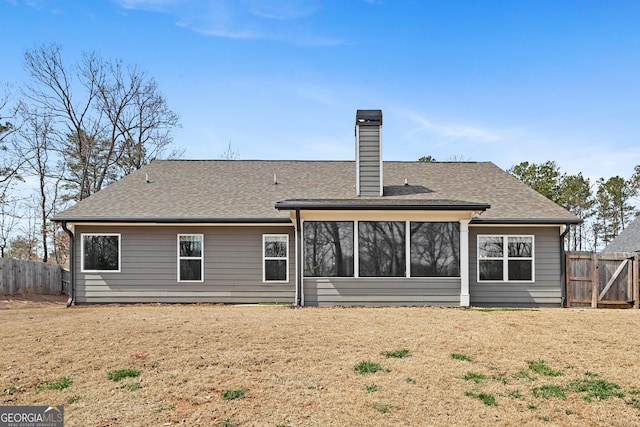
[[2, 301, 640, 425]]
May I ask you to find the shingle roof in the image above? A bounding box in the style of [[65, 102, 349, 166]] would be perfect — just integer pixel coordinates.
[[53, 160, 580, 224], [603, 215, 640, 252]]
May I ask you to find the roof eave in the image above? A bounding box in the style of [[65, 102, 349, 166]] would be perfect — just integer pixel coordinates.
[[471, 218, 583, 225], [275, 201, 491, 211], [51, 217, 292, 224]]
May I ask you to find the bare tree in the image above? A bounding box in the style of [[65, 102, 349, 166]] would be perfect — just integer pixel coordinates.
[[0, 84, 24, 197], [108, 72, 181, 175], [220, 141, 240, 160], [15, 108, 65, 262], [0, 189, 20, 257], [22, 43, 181, 201]]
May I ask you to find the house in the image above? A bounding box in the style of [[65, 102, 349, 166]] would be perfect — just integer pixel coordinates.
[[53, 110, 580, 307], [603, 215, 640, 253]]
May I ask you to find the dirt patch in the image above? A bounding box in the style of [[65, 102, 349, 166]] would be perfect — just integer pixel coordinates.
[[1, 305, 640, 426], [0, 294, 68, 309]]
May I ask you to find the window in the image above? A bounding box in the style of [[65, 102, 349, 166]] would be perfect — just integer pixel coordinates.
[[478, 235, 534, 282], [304, 221, 354, 277], [358, 221, 406, 277], [410, 222, 460, 277], [178, 234, 203, 282], [81, 234, 120, 272], [263, 234, 288, 282], [302, 220, 463, 279]]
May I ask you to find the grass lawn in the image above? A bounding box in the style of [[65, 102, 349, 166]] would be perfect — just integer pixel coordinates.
[[2, 299, 640, 426]]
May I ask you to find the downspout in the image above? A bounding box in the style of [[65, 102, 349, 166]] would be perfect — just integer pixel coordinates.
[[61, 221, 75, 308], [560, 224, 570, 308], [295, 208, 303, 306]]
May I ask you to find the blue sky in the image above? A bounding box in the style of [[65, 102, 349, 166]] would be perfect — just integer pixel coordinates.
[[3, 0, 640, 182]]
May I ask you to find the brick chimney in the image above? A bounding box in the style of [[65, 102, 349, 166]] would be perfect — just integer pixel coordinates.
[[355, 110, 383, 197]]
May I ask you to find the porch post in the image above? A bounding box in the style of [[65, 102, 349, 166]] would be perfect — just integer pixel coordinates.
[[460, 219, 470, 307]]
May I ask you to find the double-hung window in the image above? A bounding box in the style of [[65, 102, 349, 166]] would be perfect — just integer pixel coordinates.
[[263, 234, 288, 282], [478, 235, 534, 282], [178, 234, 204, 282], [81, 233, 121, 272]]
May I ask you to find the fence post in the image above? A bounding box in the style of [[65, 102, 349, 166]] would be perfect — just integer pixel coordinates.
[[634, 253, 639, 309], [565, 252, 571, 308], [591, 253, 599, 308]]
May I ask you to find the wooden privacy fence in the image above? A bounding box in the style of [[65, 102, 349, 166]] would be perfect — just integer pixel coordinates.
[[566, 252, 640, 308], [0, 258, 69, 295]]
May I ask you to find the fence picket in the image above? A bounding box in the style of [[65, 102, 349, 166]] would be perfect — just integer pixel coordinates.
[[0, 258, 68, 295], [566, 251, 639, 309]]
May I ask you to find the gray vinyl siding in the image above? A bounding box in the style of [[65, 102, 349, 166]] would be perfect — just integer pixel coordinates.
[[73, 225, 295, 304], [303, 277, 460, 307], [469, 226, 562, 307], [357, 125, 381, 197]]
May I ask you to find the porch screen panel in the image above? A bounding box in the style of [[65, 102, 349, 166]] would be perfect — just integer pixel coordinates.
[[410, 222, 460, 277], [304, 221, 354, 277], [358, 221, 406, 277]]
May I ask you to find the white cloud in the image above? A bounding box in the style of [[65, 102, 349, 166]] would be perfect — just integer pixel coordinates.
[[113, 0, 341, 46], [396, 109, 505, 143], [246, 0, 321, 20]]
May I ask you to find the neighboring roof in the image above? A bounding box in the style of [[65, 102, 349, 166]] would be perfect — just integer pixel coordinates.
[[53, 160, 581, 224], [603, 215, 640, 253]]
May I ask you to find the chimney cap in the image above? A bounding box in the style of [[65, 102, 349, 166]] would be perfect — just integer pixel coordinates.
[[356, 109, 382, 126]]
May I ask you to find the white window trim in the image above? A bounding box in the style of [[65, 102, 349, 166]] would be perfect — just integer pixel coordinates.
[[477, 235, 535, 283], [263, 234, 289, 283], [81, 233, 121, 273], [177, 234, 204, 283]]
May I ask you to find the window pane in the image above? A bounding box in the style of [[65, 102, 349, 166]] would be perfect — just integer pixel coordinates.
[[304, 221, 354, 277], [83, 235, 119, 271], [478, 236, 503, 258], [265, 236, 287, 257], [508, 260, 532, 280], [265, 260, 287, 281], [359, 222, 406, 277], [180, 259, 202, 281], [508, 237, 532, 257], [479, 260, 503, 281], [410, 222, 460, 277], [180, 235, 202, 257]]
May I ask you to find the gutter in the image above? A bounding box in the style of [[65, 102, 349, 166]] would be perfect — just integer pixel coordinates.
[[51, 217, 292, 224], [276, 201, 490, 211], [295, 208, 303, 307], [61, 221, 75, 308], [471, 218, 583, 225], [560, 224, 571, 308]]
